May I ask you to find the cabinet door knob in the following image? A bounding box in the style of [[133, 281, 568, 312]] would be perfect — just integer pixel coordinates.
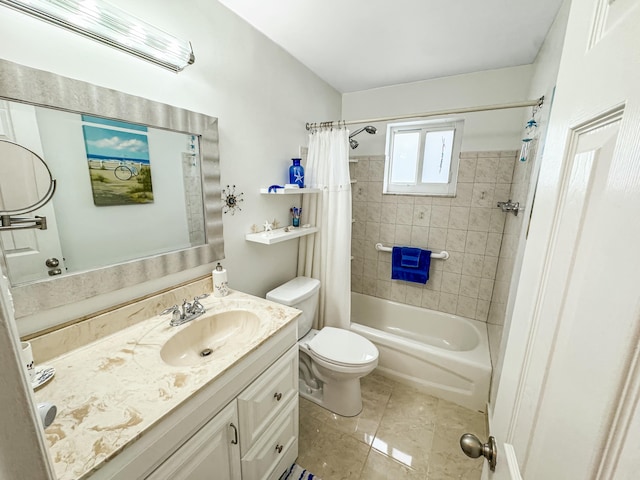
[[275, 444, 283, 454], [274, 392, 282, 401], [230, 423, 238, 445]]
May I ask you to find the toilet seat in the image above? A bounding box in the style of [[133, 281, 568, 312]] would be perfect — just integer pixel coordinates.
[[307, 327, 378, 367]]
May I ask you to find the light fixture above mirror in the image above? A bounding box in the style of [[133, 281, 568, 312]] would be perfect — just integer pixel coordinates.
[[0, 0, 195, 72]]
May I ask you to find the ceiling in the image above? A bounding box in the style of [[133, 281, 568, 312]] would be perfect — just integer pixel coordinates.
[[218, 0, 565, 93]]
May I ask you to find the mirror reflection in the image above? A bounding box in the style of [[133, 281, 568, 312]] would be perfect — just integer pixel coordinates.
[[0, 140, 54, 214], [0, 100, 206, 286]]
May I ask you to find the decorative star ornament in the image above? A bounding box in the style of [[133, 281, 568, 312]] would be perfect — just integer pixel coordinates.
[[263, 220, 273, 232]]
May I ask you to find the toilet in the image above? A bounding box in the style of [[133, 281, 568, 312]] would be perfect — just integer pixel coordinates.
[[266, 276, 378, 417]]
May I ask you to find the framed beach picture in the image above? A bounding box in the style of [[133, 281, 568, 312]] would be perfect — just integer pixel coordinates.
[[82, 115, 154, 206]]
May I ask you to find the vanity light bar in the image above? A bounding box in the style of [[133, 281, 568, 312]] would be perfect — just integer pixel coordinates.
[[0, 0, 195, 72]]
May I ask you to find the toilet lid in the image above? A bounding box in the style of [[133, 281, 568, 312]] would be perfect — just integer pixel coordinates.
[[307, 327, 378, 366]]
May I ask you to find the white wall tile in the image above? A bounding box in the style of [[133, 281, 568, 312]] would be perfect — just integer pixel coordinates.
[[421, 290, 440, 309], [438, 293, 458, 314], [460, 275, 480, 298], [452, 183, 473, 207], [412, 205, 432, 226], [431, 205, 451, 227], [410, 226, 430, 248], [366, 202, 382, 223], [441, 272, 461, 294], [468, 207, 492, 232], [394, 224, 412, 244], [476, 299, 490, 321], [458, 156, 477, 183], [376, 280, 393, 300], [457, 296, 478, 319], [475, 157, 499, 183], [428, 227, 448, 250], [405, 285, 424, 307], [471, 183, 496, 208], [396, 203, 415, 225], [446, 229, 467, 253], [369, 159, 385, 181], [479, 278, 495, 301], [449, 207, 470, 230], [443, 251, 463, 274], [482, 255, 499, 279], [497, 157, 516, 183], [485, 232, 503, 257], [462, 253, 484, 277], [380, 203, 398, 224], [465, 231, 488, 255]]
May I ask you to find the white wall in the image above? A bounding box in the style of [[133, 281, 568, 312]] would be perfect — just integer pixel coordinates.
[[342, 65, 534, 155], [0, 0, 341, 331]]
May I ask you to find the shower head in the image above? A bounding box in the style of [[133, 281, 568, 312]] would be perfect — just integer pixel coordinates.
[[348, 125, 376, 149], [349, 125, 377, 139]]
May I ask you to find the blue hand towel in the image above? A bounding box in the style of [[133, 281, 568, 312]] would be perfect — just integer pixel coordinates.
[[391, 247, 431, 284], [399, 247, 421, 267]]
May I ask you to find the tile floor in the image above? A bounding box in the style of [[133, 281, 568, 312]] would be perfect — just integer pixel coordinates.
[[297, 373, 487, 480]]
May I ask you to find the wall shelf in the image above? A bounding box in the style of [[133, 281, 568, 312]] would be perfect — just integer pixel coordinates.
[[259, 188, 321, 195], [246, 226, 318, 245]]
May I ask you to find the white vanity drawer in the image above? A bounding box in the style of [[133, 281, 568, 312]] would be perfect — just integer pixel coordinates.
[[241, 397, 298, 480], [237, 345, 298, 455]]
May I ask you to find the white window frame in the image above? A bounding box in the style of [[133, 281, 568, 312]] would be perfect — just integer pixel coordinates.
[[383, 118, 464, 196]]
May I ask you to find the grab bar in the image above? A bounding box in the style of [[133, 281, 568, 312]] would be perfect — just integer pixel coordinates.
[[375, 242, 449, 260]]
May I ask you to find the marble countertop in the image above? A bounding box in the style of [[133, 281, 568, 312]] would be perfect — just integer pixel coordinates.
[[33, 290, 300, 480]]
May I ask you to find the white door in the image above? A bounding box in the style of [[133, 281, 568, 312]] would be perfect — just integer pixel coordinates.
[[0, 102, 66, 284], [484, 0, 640, 478]]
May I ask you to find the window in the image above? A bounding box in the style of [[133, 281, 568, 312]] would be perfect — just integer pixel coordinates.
[[383, 118, 463, 196]]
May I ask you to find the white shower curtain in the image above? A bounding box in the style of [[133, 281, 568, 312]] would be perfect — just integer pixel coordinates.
[[297, 127, 352, 330]]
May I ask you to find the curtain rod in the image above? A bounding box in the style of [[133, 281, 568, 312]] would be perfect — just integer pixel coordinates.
[[305, 96, 544, 131]]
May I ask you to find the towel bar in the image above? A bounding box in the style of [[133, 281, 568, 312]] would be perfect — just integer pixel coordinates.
[[375, 243, 449, 260]]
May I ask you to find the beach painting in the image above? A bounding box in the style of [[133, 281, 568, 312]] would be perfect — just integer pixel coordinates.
[[82, 115, 154, 206]]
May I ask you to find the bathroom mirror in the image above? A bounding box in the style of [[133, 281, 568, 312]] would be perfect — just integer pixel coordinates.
[[0, 59, 224, 319], [0, 140, 55, 215]]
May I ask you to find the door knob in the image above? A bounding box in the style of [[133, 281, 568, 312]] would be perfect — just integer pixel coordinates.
[[48, 268, 62, 276], [460, 433, 497, 471], [45, 258, 59, 268]]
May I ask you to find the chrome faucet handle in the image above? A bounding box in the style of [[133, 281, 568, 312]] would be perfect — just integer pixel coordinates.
[[160, 305, 182, 325], [160, 305, 179, 316], [192, 293, 209, 312]]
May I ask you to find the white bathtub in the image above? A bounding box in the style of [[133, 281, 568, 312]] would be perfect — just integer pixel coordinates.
[[350, 292, 491, 412]]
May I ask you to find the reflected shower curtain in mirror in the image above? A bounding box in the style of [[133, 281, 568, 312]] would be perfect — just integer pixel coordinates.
[[297, 127, 352, 330]]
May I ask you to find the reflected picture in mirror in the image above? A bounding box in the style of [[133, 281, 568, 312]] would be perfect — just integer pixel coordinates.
[[81, 115, 154, 206], [0, 100, 206, 286]]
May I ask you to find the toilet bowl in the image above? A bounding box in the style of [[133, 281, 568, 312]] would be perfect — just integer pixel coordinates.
[[266, 277, 379, 417]]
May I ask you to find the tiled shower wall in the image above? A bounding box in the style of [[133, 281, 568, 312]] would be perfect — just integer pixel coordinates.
[[350, 151, 517, 322]]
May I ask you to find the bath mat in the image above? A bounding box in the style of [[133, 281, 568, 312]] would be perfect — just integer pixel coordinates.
[[280, 463, 322, 480]]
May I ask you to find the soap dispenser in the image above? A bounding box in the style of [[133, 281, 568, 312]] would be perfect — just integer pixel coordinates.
[[212, 262, 229, 297]]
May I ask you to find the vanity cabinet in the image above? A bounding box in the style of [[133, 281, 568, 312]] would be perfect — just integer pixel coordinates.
[[146, 402, 241, 480], [238, 347, 299, 480], [145, 345, 298, 480]]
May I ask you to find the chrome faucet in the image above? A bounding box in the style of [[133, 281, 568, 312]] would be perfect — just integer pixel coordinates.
[[161, 294, 209, 327]]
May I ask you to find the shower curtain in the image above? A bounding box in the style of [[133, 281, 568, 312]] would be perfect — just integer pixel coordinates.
[[297, 127, 352, 330]]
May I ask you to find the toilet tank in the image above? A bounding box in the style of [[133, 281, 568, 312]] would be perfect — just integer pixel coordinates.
[[266, 277, 320, 339]]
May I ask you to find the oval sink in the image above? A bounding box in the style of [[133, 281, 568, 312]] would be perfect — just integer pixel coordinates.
[[160, 310, 262, 367]]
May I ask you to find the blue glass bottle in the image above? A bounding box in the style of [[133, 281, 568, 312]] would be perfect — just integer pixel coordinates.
[[289, 158, 304, 188]]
